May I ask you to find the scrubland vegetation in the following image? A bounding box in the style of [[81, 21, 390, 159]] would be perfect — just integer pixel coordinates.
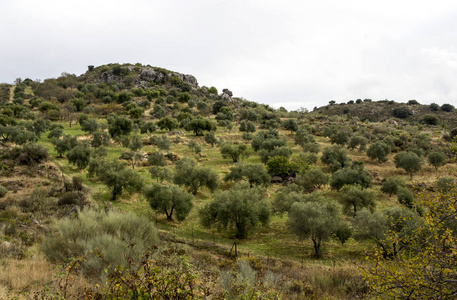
[[0, 64, 456, 299]]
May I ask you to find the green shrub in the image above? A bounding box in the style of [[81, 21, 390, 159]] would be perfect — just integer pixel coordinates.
[[421, 114, 439, 125], [397, 187, 414, 208], [393, 106, 411, 119], [42, 209, 159, 281], [441, 103, 454, 112], [429, 103, 440, 111], [0, 185, 7, 198], [10, 143, 48, 165], [19, 187, 54, 214], [58, 191, 82, 206], [380, 177, 405, 196]]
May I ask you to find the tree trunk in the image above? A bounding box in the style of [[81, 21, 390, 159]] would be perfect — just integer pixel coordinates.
[[165, 206, 174, 221], [312, 238, 321, 258]]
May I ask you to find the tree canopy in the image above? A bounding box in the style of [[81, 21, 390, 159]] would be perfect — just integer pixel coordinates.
[[184, 117, 216, 136], [288, 198, 344, 258], [173, 158, 218, 195], [199, 183, 270, 238], [394, 151, 423, 179], [224, 163, 270, 188], [144, 183, 193, 221]]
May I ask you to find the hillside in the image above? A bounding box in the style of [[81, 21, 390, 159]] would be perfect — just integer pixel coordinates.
[[0, 63, 456, 299], [314, 99, 457, 128]]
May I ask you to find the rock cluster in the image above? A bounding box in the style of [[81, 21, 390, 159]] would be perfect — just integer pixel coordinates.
[[99, 66, 199, 88], [221, 88, 233, 102]]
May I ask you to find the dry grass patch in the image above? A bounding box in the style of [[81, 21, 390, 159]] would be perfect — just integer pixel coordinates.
[[0, 253, 90, 299]]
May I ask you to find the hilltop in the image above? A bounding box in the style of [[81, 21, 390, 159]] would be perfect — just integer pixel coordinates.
[[314, 99, 457, 128]]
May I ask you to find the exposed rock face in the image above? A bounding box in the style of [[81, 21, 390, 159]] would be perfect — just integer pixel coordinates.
[[170, 72, 198, 86], [221, 88, 233, 102], [140, 67, 165, 83], [100, 72, 122, 83], [98, 65, 199, 88], [222, 89, 233, 97]]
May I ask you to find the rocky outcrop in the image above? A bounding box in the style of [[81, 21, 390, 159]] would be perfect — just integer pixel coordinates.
[[140, 67, 166, 83], [98, 65, 199, 88], [170, 72, 198, 86], [221, 88, 233, 102]]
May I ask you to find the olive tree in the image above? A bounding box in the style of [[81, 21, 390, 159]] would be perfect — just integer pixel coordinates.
[[394, 151, 423, 179], [91, 131, 111, 148], [147, 135, 168, 153], [339, 185, 376, 216], [219, 142, 249, 162], [204, 131, 218, 147], [282, 119, 298, 132], [348, 135, 368, 152], [366, 141, 391, 163], [184, 117, 216, 136], [287, 199, 344, 258], [67, 142, 91, 169], [80, 118, 99, 134], [107, 115, 132, 138], [330, 164, 372, 190], [149, 166, 172, 183], [157, 116, 178, 131], [321, 146, 351, 172], [296, 167, 330, 190], [53, 134, 78, 157], [329, 130, 349, 146], [144, 183, 193, 221], [353, 207, 421, 258], [224, 163, 270, 188], [380, 177, 405, 196], [239, 120, 256, 133], [173, 157, 218, 195], [428, 151, 446, 170], [199, 183, 270, 239], [90, 160, 143, 200], [140, 121, 157, 135]]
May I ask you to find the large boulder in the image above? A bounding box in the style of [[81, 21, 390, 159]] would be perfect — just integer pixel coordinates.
[[221, 88, 233, 102], [170, 72, 198, 87], [140, 67, 165, 82]]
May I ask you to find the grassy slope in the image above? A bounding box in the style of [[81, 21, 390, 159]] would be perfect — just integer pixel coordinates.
[[37, 117, 454, 267]]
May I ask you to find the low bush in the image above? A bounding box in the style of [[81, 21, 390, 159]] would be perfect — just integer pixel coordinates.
[[0, 185, 7, 198], [393, 106, 411, 119], [10, 143, 48, 165], [42, 208, 159, 281]]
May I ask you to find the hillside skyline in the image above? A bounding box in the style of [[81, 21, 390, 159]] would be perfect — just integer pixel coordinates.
[[2, 1, 457, 110]]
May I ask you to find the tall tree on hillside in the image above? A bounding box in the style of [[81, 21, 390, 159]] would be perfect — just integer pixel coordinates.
[[144, 183, 193, 221], [173, 158, 218, 195], [394, 151, 423, 180], [199, 183, 270, 239]]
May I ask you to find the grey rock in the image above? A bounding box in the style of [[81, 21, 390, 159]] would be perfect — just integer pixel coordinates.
[[271, 176, 283, 183], [183, 74, 198, 86], [222, 89, 233, 97], [388, 119, 398, 126], [221, 88, 233, 102]]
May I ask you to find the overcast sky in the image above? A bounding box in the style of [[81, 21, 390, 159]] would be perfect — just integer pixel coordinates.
[[2, 1, 457, 110]]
